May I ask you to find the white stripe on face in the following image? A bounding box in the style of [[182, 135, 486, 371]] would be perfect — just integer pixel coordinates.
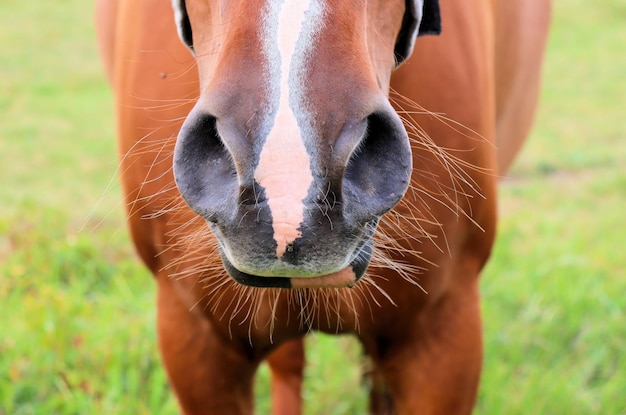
[[255, 0, 325, 258]]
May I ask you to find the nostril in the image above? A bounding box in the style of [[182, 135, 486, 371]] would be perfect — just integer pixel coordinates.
[[343, 110, 412, 221], [177, 113, 223, 162], [173, 110, 239, 220]]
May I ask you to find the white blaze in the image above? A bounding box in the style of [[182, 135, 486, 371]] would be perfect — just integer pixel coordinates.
[[256, 0, 323, 258]]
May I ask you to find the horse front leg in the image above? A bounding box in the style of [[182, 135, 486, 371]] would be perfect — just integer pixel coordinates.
[[266, 338, 305, 415], [156, 273, 258, 415], [365, 282, 483, 415]]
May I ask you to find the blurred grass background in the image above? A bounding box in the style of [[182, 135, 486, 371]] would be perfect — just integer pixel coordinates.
[[1, 0, 624, 413]]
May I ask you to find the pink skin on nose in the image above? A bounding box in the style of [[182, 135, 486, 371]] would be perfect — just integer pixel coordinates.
[[256, 0, 319, 258], [255, 113, 313, 258]]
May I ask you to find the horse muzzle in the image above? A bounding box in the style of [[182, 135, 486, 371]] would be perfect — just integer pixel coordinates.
[[173, 98, 411, 289]]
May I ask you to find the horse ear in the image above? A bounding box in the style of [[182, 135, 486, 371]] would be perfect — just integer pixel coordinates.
[[395, 0, 441, 64], [172, 0, 194, 54]]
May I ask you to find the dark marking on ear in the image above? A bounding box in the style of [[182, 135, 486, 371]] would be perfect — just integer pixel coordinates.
[[172, 0, 194, 53], [418, 0, 442, 36], [395, 0, 442, 64]]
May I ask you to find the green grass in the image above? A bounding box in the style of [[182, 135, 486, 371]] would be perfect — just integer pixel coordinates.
[[476, 1, 626, 413], [1, 0, 624, 414]]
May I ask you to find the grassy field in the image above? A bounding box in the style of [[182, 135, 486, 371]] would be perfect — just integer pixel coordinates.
[[1, 0, 624, 414]]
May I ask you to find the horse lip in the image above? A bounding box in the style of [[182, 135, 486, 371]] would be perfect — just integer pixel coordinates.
[[220, 251, 370, 289], [226, 265, 360, 289], [213, 218, 376, 289], [289, 267, 357, 288]]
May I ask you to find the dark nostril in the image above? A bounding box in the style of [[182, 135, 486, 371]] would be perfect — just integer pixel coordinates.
[[343, 110, 412, 221], [177, 113, 223, 164], [173, 110, 239, 220]]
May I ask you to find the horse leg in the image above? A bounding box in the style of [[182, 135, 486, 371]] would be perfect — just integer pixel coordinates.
[[266, 338, 305, 415], [367, 365, 394, 415], [156, 273, 257, 415], [365, 282, 483, 415]]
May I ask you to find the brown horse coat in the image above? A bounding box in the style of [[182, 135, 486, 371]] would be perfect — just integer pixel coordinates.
[[96, 0, 550, 413]]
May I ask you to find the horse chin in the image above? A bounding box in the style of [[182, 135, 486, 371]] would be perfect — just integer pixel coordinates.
[[219, 240, 373, 289]]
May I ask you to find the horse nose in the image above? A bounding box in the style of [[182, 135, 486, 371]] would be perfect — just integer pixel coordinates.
[[173, 98, 412, 283], [339, 103, 413, 223], [173, 108, 240, 223], [174, 100, 412, 225]]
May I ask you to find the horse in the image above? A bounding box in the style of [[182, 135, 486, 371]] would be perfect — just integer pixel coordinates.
[[95, 0, 550, 413]]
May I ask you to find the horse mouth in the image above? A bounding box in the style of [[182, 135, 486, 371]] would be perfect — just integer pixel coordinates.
[[219, 238, 373, 289], [226, 266, 357, 289]]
